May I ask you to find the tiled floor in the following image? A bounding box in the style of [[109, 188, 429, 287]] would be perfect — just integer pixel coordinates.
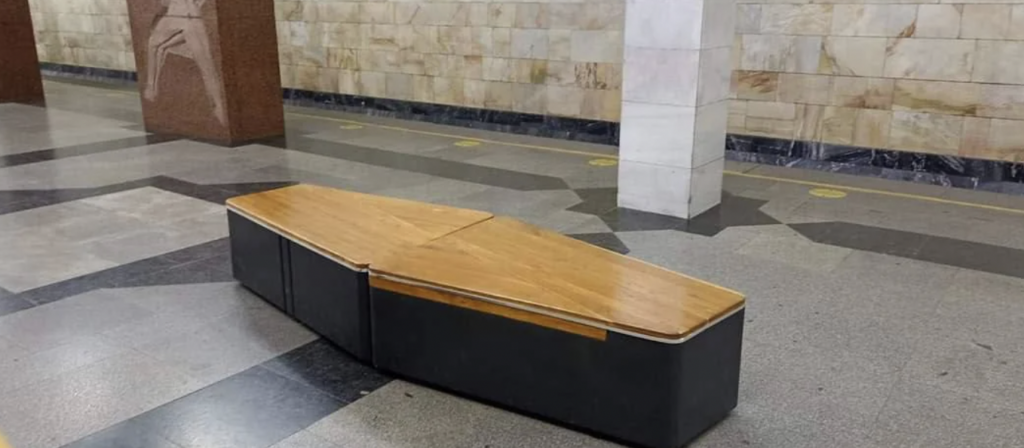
[[1, 79, 1024, 448]]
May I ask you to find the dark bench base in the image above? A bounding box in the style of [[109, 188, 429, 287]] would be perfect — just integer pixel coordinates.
[[370, 286, 744, 448], [228, 211, 372, 362]]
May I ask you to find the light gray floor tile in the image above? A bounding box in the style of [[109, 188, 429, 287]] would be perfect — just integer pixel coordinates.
[[371, 177, 493, 204], [735, 233, 854, 273], [308, 381, 624, 448], [870, 379, 1024, 447], [0, 350, 203, 448], [0, 336, 127, 395], [132, 300, 316, 384], [691, 402, 875, 448], [269, 430, 343, 448], [80, 187, 224, 224], [0, 289, 154, 352], [924, 270, 1024, 357]]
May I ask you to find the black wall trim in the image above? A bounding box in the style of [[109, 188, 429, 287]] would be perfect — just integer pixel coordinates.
[[282, 88, 619, 146], [40, 62, 136, 84], [728, 134, 1024, 195]]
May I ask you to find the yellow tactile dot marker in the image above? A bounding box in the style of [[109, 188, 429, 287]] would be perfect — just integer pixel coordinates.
[[809, 188, 848, 199], [454, 140, 482, 147], [588, 159, 618, 167], [0, 431, 11, 448], [339, 124, 364, 130]]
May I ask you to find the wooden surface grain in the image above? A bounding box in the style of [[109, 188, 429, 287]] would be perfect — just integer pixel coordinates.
[[226, 185, 493, 268], [371, 217, 745, 341]]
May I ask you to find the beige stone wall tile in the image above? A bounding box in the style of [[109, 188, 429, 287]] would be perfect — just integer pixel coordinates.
[[737, 5, 761, 34], [916, 5, 961, 39], [583, 2, 625, 31], [359, 71, 387, 97], [740, 35, 821, 73], [485, 81, 514, 110], [492, 28, 512, 58], [760, 4, 832, 36], [820, 106, 857, 145], [571, 30, 623, 63], [515, 4, 547, 29], [464, 78, 486, 107], [511, 28, 548, 59], [959, 117, 991, 159], [889, 111, 962, 155], [338, 70, 358, 95], [433, 77, 465, 106], [545, 61, 576, 86], [831, 5, 917, 38], [778, 73, 831, 105], [319, 3, 359, 24], [581, 89, 622, 121], [1011, 6, 1024, 41], [327, 48, 359, 70], [488, 4, 515, 28], [386, 72, 413, 100], [412, 75, 434, 103], [465, 4, 489, 28], [747, 101, 797, 120], [294, 65, 318, 91], [546, 85, 583, 117], [829, 77, 894, 110], [853, 109, 891, 148], [794, 104, 824, 141], [513, 59, 548, 85], [984, 119, 1024, 162], [733, 71, 779, 102], [978, 84, 1024, 121], [574, 62, 620, 90], [483, 57, 514, 83], [548, 29, 572, 61], [360, 3, 393, 25], [745, 117, 795, 139], [728, 114, 747, 134], [893, 80, 980, 116], [974, 41, 1024, 85], [547, 3, 583, 30], [513, 83, 547, 115], [961, 5, 1011, 40], [884, 38, 975, 82], [819, 37, 886, 77]]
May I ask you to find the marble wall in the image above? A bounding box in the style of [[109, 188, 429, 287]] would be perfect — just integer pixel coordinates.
[[29, 0, 134, 71], [730, 1, 1024, 163], [275, 0, 624, 121]]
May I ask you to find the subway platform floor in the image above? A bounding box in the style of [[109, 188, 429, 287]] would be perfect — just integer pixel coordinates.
[[1, 79, 1023, 448]]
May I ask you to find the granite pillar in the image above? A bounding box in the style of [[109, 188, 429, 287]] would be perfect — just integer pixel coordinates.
[[0, 0, 44, 104], [618, 0, 735, 218], [126, 0, 284, 145]]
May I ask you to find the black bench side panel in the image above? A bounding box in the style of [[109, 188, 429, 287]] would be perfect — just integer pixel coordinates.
[[289, 242, 372, 363], [228, 211, 288, 312], [371, 288, 743, 448]]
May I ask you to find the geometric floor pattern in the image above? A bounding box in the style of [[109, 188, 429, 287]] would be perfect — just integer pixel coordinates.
[[0, 79, 1023, 447]]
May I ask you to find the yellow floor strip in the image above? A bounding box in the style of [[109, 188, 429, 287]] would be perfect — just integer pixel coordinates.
[[63, 80, 1024, 217]]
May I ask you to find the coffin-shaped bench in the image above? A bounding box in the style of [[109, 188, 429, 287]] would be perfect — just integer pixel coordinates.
[[225, 184, 492, 361], [369, 217, 746, 448]]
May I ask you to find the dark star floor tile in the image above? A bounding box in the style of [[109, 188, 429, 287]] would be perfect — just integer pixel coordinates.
[[566, 187, 618, 216], [0, 134, 180, 169], [119, 255, 234, 288], [568, 233, 631, 255], [683, 194, 780, 237], [597, 207, 690, 233], [160, 238, 230, 265], [16, 275, 117, 307], [261, 340, 392, 405], [790, 222, 931, 258], [64, 420, 183, 448], [127, 366, 343, 448], [0, 295, 34, 318], [917, 236, 1024, 279]]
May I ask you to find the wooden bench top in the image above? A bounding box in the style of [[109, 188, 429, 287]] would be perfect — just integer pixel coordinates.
[[370, 217, 745, 342], [226, 185, 493, 269]]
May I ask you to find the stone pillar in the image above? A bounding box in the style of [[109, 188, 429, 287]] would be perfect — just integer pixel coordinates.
[[126, 0, 284, 145], [0, 0, 44, 104], [618, 0, 735, 218]]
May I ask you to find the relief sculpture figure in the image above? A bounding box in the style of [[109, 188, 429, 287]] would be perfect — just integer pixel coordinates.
[[144, 0, 227, 125]]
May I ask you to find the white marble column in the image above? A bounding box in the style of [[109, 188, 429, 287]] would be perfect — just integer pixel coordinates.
[[618, 0, 735, 218]]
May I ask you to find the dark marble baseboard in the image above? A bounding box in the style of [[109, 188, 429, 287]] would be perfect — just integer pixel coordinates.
[[40, 62, 136, 84], [282, 88, 619, 146], [727, 134, 1024, 195]]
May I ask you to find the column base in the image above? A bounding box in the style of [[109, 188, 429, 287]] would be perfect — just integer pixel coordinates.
[[617, 159, 724, 219]]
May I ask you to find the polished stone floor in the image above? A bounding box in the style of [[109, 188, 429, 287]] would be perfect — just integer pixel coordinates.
[[2, 79, 1024, 448]]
